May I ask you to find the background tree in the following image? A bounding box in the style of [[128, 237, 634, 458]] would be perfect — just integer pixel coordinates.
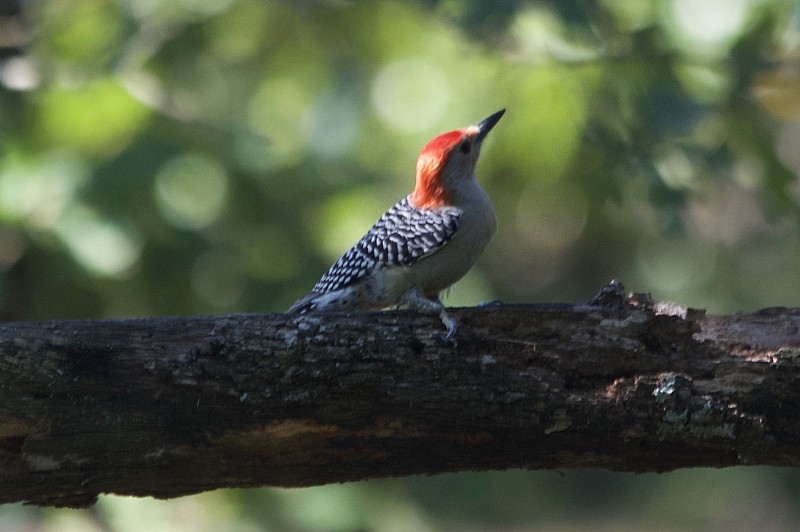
[[1, 0, 799, 529]]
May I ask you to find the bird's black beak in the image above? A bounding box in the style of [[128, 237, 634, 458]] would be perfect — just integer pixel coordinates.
[[476, 109, 505, 142]]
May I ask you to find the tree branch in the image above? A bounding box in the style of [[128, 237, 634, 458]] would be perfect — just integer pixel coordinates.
[[1, 281, 799, 507]]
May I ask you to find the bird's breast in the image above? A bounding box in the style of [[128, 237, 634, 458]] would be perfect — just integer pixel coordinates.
[[407, 182, 496, 296]]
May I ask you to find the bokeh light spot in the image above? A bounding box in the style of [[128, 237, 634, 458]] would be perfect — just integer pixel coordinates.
[[37, 79, 150, 156], [371, 58, 450, 132], [154, 153, 228, 230], [248, 77, 312, 169], [496, 67, 588, 182], [0, 57, 41, 91], [667, 0, 752, 56], [53, 204, 142, 277], [654, 147, 696, 190], [305, 96, 360, 158], [600, 0, 658, 31], [38, 0, 123, 64], [636, 237, 717, 293], [515, 184, 589, 253], [674, 63, 732, 104], [0, 150, 88, 228]]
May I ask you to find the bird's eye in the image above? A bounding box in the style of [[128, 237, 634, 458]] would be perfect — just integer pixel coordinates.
[[459, 141, 471, 154]]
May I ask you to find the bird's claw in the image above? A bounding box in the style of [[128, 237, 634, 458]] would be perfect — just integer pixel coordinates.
[[439, 309, 457, 341]]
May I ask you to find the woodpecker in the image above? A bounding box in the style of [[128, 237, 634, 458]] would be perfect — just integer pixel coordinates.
[[288, 109, 504, 339]]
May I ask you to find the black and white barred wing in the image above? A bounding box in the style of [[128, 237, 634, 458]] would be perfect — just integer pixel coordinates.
[[287, 196, 461, 312]]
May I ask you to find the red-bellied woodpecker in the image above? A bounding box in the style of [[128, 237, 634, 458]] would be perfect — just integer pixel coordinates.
[[288, 109, 504, 339]]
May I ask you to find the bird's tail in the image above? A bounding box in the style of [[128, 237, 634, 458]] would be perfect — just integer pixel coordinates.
[[285, 292, 320, 314]]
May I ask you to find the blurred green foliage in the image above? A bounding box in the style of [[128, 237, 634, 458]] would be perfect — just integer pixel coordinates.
[[2, 0, 800, 529]]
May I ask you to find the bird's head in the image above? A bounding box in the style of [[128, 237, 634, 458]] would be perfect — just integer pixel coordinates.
[[411, 109, 504, 209]]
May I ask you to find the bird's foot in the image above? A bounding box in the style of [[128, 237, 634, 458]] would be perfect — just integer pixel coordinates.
[[401, 288, 456, 341], [439, 308, 457, 341]]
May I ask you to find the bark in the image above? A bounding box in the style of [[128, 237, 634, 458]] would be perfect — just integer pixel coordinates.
[[1, 280, 800, 508]]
